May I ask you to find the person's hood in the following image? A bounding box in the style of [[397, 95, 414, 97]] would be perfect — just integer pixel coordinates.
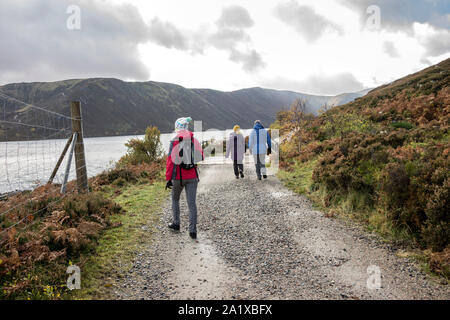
[[253, 122, 264, 130], [175, 117, 192, 131]]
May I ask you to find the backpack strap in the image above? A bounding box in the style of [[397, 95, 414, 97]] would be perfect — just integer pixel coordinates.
[[169, 140, 177, 180]]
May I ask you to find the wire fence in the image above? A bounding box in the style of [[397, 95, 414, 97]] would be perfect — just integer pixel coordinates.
[[0, 91, 83, 236]]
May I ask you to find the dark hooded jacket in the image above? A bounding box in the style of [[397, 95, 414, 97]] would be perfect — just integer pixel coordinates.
[[248, 123, 271, 155]]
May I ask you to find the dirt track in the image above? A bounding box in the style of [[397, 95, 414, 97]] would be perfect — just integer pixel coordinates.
[[113, 163, 449, 300]]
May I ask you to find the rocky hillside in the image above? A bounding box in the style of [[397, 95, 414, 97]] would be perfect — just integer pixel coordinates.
[[0, 78, 367, 140]]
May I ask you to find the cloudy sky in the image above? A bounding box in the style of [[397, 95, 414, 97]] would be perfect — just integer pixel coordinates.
[[0, 0, 449, 95]]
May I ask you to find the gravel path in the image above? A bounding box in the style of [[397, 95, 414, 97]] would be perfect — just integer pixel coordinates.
[[113, 164, 449, 300]]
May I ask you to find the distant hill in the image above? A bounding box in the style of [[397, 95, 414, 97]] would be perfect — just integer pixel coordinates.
[[326, 88, 373, 107], [0, 78, 368, 140]]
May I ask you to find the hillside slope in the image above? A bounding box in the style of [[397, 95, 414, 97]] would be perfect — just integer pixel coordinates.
[[275, 58, 449, 275], [0, 78, 367, 140]]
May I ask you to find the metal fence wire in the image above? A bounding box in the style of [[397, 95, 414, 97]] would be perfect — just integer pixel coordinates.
[[0, 91, 88, 236]]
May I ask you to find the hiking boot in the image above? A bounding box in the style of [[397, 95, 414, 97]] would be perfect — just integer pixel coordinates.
[[263, 175, 267, 179], [189, 232, 197, 239], [168, 223, 180, 231], [240, 172, 244, 178], [258, 176, 262, 180]]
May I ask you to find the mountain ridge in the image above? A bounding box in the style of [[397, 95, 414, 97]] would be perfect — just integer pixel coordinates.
[[0, 77, 369, 140]]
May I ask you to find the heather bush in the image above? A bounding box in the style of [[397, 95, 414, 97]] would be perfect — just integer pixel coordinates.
[[378, 162, 412, 224], [278, 89, 449, 255], [274, 58, 450, 265], [391, 121, 414, 130], [423, 178, 450, 252], [321, 112, 378, 138], [93, 160, 164, 189]]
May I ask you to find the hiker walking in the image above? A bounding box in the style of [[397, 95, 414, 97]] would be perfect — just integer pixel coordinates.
[[225, 125, 246, 179], [248, 120, 271, 180], [166, 117, 204, 239]]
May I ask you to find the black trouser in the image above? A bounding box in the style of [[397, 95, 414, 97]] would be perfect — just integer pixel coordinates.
[[253, 154, 266, 178], [233, 160, 243, 177]]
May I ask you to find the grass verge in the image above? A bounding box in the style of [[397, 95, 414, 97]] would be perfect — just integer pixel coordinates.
[[277, 160, 316, 195], [71, 180, 168, 299]]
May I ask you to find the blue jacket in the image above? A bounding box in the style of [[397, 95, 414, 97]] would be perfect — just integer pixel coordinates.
[[248, 123, 271, 155]]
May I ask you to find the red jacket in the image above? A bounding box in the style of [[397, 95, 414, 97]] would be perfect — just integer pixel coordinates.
[[166, 130, 204, 181]]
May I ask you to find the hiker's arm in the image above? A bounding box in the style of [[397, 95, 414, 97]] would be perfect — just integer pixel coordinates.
[[266, 132, 272, 155], [241, 135, 247, 154], [193, 137, 204, 161], [225, 136, 231, 158], [248, 132, 254, 154], [267, 131, 272, 149]]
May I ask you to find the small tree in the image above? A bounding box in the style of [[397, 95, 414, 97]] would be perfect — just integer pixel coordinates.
[[287, 99, 313, 152], [289, 98, 308, 130], [318, 104, 333, 116], [119, 126, 163, 165]]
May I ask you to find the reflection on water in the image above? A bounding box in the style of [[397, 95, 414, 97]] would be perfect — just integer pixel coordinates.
[[0, 129, 253, 193]]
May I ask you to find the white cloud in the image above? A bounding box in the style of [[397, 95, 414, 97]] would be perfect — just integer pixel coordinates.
[[383, 41, 400, 58], [413, 22, 450, 57], [147, 17, 189, 50], [261, 73, 365, 96], [1, 0, 449, 96], [217, 5, 254, 29], [0, 0, 151, 84], [339, 0, 450, 30], [274, 1, 342, 42]]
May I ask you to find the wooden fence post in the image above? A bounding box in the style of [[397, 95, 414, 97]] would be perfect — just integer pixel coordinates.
[[71, 101, 89, 193]]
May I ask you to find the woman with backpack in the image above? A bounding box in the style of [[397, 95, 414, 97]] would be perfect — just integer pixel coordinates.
[[165, 117, 204, 239], [225, 125, 246, 179]]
